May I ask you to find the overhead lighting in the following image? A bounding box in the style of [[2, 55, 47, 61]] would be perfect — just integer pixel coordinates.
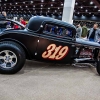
[[16, 2, 18, 4], [31, 1, 33, 3], [52, 0, 55, 1], [61, 3, 63, 6], [51, 4, 53, 6], [48, 8, 50, 9], [90, 1, 93, 5], [98, 9, 100, 11], [41, 5, 43, 7], [94, 6, 97, 8], [85, 9, 88, 12], [89, 12, 91, 14], [41, 0, 44, 2], [78, 12, 80, 14], [75, 2, 78, 5], [81, 6, 83, 9], [58, 7, 60, 9]]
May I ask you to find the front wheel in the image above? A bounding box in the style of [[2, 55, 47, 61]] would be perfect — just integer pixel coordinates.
[[0, 41, 26, 74]]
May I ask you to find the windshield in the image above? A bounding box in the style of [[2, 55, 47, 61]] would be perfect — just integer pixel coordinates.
[[0, 19, 25, 33]]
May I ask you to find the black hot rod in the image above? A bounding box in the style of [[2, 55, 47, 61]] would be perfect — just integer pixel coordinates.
[[0, 16, 100, 75]]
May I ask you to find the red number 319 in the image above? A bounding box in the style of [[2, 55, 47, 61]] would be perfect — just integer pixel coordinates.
[[42, 44, 69, 60]]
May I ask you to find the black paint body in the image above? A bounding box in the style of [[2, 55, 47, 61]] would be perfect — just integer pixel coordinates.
[[0, 16, 100, 64]]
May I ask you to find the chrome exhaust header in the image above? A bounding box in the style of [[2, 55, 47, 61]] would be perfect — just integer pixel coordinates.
[[74, 58, 92, 63]]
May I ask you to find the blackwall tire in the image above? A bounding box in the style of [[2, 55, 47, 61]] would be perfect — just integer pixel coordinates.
[[0, 41, 26, 74], [96, 61, 100, 75]]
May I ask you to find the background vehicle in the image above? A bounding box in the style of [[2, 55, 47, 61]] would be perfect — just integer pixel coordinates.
[[0, 16, 100, 75]]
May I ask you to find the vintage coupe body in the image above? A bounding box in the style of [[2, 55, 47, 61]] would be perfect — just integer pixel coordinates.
[[0, 16, 100, 74]]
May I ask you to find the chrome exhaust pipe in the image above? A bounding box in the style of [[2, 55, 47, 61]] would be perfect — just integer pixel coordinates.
[[74, 58, 92, 63]]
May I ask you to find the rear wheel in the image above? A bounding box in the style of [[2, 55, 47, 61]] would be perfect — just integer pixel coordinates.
[[96, 60, 100, 75], [0, 41, 26, 74]]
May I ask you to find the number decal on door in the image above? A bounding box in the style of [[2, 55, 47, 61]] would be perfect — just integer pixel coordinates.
[[42, 44, 69, 60]]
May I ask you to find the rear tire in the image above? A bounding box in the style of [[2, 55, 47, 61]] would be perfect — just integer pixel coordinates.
[[0, 41, 26, 74], [96, 60, 100, 75]]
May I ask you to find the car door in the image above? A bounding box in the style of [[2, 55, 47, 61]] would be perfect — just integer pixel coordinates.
[[35, 23, 76, 64]]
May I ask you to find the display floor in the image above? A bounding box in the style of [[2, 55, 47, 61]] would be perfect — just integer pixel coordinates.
[[0, 61, 100, 100]]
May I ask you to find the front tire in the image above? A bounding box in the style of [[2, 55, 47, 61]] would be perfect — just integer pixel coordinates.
[[0, 41, 25, 74]]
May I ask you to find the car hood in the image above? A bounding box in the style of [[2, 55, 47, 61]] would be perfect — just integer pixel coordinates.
[[76, 38, 100, 47]]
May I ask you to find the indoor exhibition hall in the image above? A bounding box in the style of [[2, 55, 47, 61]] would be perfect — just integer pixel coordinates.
[[0, 0, 100, 100]]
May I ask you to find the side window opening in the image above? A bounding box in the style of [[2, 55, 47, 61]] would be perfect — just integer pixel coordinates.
[[43, 24, 73, 38]]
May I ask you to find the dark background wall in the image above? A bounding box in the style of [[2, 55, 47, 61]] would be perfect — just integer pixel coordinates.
[[73, 15, 100, 22]]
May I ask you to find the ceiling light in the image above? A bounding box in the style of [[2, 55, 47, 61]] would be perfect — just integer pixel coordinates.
[[89, 12, 91, 14], [52, 0, 55, 1], [16, 2, 17, 4], [90, 1, 93, 5], [98, 9, 100, 11], [61, 4, 63, 6], [94, 6, 97, 8], [75, 2, 78, 5], [41, 5, 43, 7], [58, 7, 60, 9], [31, 1, 33, 3], [41, 0, 44, 2], [85, 9, 88, 12], [51, 4, 53, 6], [81, 6, 83, 9]]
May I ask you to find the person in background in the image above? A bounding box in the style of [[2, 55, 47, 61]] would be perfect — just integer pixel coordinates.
[[88, 23, 100, 42], [81, 24, 88, 38], [76, 24, 82, 38], [20, 17, 26, 26], [2, 11, 7, 18], [0, 11, 7, 32]]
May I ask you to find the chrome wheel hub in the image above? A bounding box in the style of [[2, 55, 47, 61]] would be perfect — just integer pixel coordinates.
[[0, 50, 17, 69]]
